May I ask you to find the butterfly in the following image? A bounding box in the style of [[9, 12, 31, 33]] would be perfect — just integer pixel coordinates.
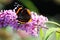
[[14, 2, 32, 24]]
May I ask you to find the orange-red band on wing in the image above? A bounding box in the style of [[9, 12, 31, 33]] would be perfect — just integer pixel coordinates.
[[27, 9, 31, 15], [16, 7, 22, 14]]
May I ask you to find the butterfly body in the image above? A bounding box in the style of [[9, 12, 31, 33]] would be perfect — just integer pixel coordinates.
[[15, 4, 31, 24]]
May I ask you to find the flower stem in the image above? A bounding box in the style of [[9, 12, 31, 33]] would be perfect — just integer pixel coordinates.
[[46, 21, 60, 27]]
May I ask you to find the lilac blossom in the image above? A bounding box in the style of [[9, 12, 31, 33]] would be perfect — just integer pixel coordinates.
[[18, 12, 48, 36], [0, 10, 18, 28], [0, 9, 48, 36]]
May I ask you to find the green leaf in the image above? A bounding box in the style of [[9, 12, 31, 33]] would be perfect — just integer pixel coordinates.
[[5, 26, 13, 33], [56, 29, 60, 40], [46, 21, 60, 28], [18, 0, 39, 13], [39, 28, 44, 40], [44, 28, 60, 40]]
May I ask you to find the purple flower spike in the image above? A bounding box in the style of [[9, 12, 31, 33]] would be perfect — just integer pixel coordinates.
[[0, 9, 48, 36], [0, 10, 18, 28], [18, 12, 48, 36]]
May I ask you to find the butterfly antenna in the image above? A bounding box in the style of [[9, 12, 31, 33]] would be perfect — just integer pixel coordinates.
[[14, 2, 23, 10]]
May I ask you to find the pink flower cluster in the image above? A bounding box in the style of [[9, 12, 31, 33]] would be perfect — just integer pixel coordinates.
[[0, 10, 48, 36], [18, 12, 48, 36], [0, 10, 18, 28]]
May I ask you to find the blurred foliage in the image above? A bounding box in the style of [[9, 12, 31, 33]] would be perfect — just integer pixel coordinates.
[[53, 0, 60, 5], [18, 0, 39, 13], [0, 4, 4, 10], [44, 28, 56, 40], [0, 26, 21, 40], [56, 32, 60, 40], [39, 28, 44, 40], [46, 21, 60, 28], [0, 0, 13, 5]]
